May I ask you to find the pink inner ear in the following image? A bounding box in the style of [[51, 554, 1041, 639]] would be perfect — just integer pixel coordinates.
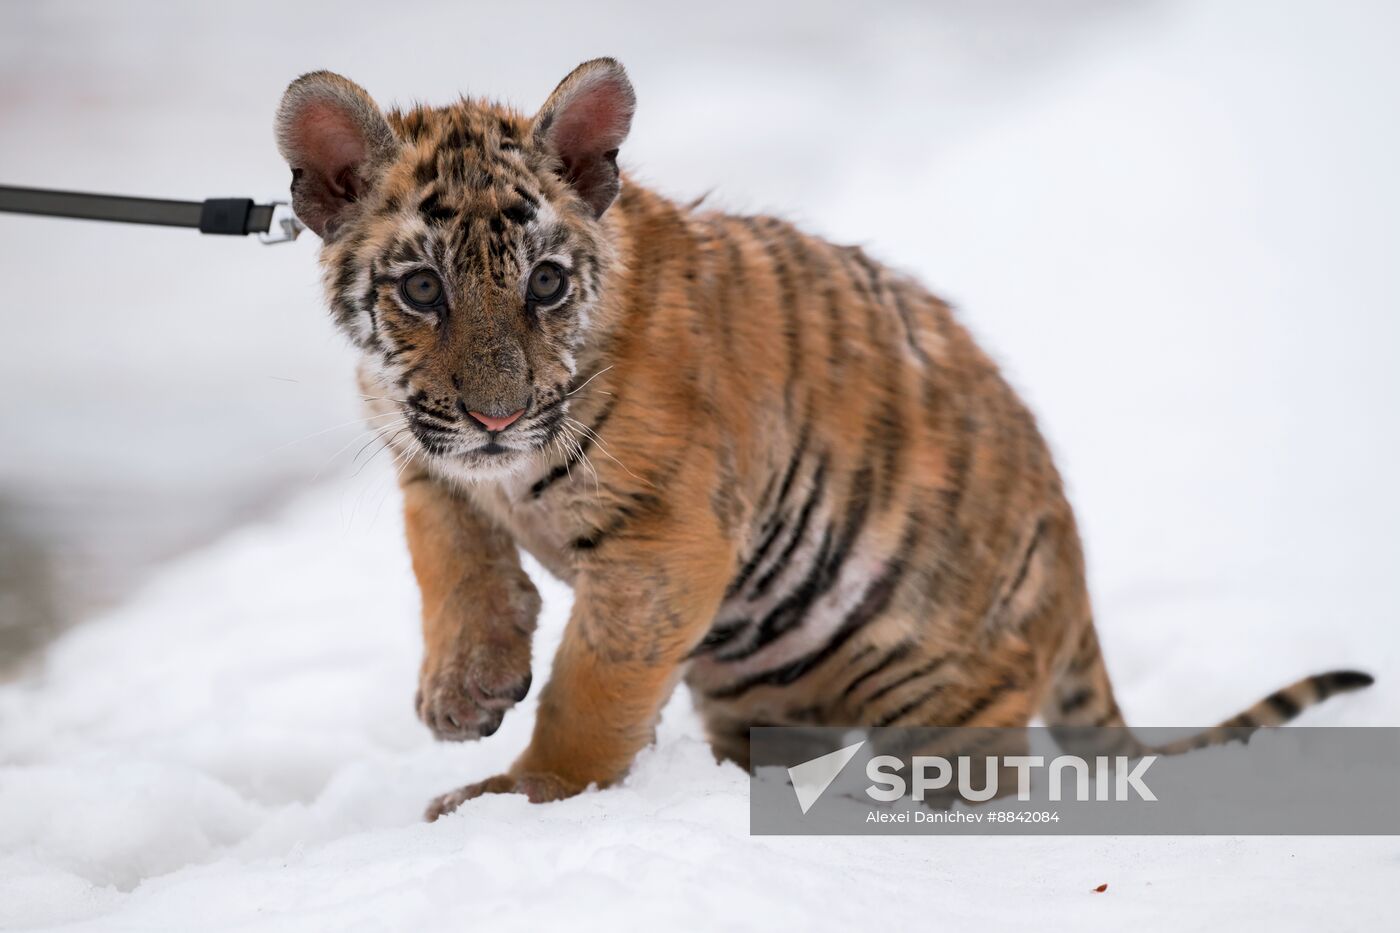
[[550, 76, 631, 157], [291, 101, 370, 194]]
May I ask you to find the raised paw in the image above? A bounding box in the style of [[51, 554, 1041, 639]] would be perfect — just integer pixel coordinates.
[[415, 633, 533, 741], [424, 771, 582, 821]]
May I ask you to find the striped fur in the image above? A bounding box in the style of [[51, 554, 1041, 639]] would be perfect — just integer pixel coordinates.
[[276, 61, 1374, 819]]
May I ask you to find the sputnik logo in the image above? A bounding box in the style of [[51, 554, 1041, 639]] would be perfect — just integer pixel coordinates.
[[785, 739, 1159, 812], [787, 740, 866, 814]]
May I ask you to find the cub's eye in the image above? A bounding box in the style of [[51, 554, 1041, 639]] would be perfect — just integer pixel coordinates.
[[400, 270, 444, 309], [527, 262, 568, 304]]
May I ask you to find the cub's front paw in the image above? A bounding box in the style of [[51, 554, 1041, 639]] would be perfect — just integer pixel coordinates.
[[424, 771, 582, 820], [415, 636, 533, 741]]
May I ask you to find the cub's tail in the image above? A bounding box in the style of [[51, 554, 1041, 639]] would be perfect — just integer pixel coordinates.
[[1042, 625, 1374, 756]]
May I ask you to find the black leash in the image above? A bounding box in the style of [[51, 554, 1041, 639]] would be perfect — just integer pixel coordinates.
[[0, 185, 303, 243]]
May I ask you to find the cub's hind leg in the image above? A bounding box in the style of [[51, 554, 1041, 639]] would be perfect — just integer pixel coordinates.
[[862, 649, 1038, 728], [688, 618, 935, 771], [702, 711, 755, 772], [693, 634, 1040, 808], [833, 636, 1044, 806]]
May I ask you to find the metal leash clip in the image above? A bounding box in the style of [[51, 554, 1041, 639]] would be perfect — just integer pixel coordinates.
[[258, 201, 305, 244]]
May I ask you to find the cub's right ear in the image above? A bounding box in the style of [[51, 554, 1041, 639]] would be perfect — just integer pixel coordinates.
[[275, 71, 398, 239]]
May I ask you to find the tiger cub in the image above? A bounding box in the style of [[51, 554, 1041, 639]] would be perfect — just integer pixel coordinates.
[[275, 59, 1372, 819]]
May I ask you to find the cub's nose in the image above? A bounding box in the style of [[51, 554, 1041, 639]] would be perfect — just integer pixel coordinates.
[[466, 408, 525, 433]]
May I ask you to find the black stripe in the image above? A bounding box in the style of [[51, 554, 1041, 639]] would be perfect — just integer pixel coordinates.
[[891, 289, 932, 366], [941, 412, 975, 520], [716, 234, 739, 355], [824, 463, 875, 584], [442, 120, 477, 152], [1266, 691, 1301, 719], [752, 473, 778, 524], [528, 399, 616, 499], [869, 389, 904, 511], [718, 527, 836, 662], [846, 247, 882, 302], [407, 393, 456, 423], [571, 490, 664, 552], [947, 679, 1018, 727], [725, 516, 788, 599], [1058, 687, 1096, 715], [844, 643, 877, 668], [331, 240, 364, 309], [840, 642, 914, 702], [361, 265, 384, 347], [725, 424, 810, 597], [418, 189, 456, 225], [708, 519, 918, 701], [1066, 625, 1101, 675], [756, 222, 802, 415], [502, 201, 536, 226], [995, 518, 1046, 618], [823, 280, 848, 375], [688, 619, 751, 658], [862, 656, 948, 709], [719, 455, 876, 662], [769, 422, 811, 518], [749, 456, 827, 599], [872, 684, 942, 728], [398, 110, 428, 142], [528, 403, 568, 442]]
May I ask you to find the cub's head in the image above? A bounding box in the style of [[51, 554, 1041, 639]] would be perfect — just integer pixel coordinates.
[[275, 59, 634, 478]]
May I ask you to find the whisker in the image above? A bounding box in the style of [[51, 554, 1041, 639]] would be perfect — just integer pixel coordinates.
[[560, 421, 602, 504], [349, 418, 410, 469], [344, 428, 408, 532], [567, 365, 614, 397], [264, 409, 403, 455], [314, 417, 408, 480], [352, 427, 407, 478], [371, 443, 419, 525], [392, 445, 418, 483], [545, 430, 574, 487], [565, 416, 646, 484]]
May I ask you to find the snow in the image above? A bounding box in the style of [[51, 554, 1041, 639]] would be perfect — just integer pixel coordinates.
[[2, 0, 1398, 929], [1, 485, 1393, 931]]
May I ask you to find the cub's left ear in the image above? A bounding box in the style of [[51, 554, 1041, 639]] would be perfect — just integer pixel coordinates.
[[531, 58, 635, 218]]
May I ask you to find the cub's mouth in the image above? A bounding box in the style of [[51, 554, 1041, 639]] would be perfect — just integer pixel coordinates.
[[404, 399, 568, 472]]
